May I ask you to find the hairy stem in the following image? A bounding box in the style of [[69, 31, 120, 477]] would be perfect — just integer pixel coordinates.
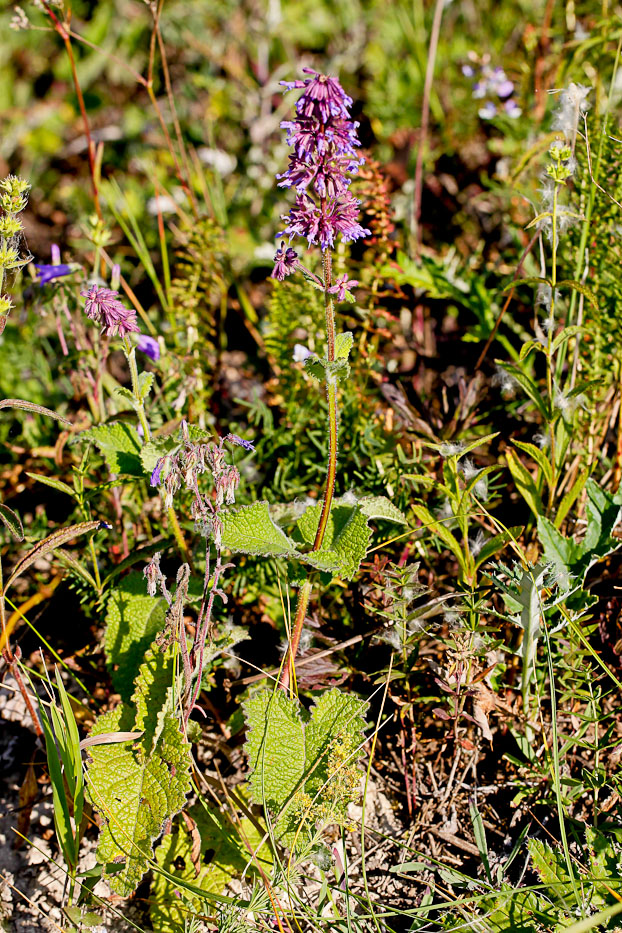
[[280, 250, 338, 691]]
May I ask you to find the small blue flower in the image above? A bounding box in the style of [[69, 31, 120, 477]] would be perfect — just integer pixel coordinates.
[[137, 334, 161, 361], [151, 459, 164, 486], [34, 263, 74, 286], [226, 433, 255, 452]]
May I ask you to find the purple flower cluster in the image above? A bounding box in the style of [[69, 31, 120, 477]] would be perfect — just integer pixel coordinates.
[[463, 59, 521, 120], [81, 285, 140, 338], [274, 68, 370, 266], [149, 423, 250, 545]]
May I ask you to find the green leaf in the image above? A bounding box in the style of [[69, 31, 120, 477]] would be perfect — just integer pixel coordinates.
[[551, 324, 583, 355], [139, 436, 178, 476], [245, 690, 306, 818], [537, 516, 577, 572], [138, 371, 155, 401], [151, 805, 266, 933], [244, 687, 367, 837], [334, 331, 353, 360], [298, 503, 372, 580], [0, 502, 23, 541], [132, 643, 175, 755], [104, 572, 167, 702], [495, 361, 550, 420], [304, 690, 367, 801], [474, 527, 522, 570], [304, 355, 325, 382], [83, 423, 143, 475], [556, 279, 598, 309], [221, 501, 298, 558], [411, 503, 466, 577], [510, 441, 553, 488], [86, 703, 192, 897], [26, 472, 77, 500], [515, 565, 549, 707], [505, 449, 544, 518], [358, 495, 408, 525]]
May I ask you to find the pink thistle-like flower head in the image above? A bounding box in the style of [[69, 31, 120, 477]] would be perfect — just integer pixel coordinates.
[[81, 285, 140, 338]]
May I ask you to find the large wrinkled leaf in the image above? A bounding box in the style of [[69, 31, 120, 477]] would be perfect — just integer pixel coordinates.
[[104, 572, 167, 702], [151, 805, 266, 933], [86, 645, 191, 897], [297, 502, 372, 580], [244, 687, 367, 839], [221, 501, 298, 558]]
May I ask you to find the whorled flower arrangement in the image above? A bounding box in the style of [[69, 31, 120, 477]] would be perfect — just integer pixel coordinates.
[[271, 70, 369, 689]]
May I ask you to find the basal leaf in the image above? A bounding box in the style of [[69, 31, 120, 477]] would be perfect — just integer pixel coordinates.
[[221, 501, 298, 558], [87, 707, 192, 897], [244, 687, 368, 844], [104, 572, 167, 702], [151, 805, 266, 933], [244, 690, 306, 816], [304, 689, 367, 801]]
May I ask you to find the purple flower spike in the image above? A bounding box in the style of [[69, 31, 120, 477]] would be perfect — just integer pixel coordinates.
[[271, 241, 299, 281], [226, 433, 255, 452], [81, 285, 140, 338], [35, 263, 74, 286], [150, 459, 164, 486], [137, 334, 161, 361], [276, 69, 369, 254], [329, 274, 358, 302]]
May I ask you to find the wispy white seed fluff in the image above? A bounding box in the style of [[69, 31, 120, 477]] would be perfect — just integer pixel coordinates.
[[551, 83, 591, 144]]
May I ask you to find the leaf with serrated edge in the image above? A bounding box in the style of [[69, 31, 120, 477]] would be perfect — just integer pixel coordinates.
[[221, 501, 298, 558], [104, 573, 167, 702], [86, 704, 191, 897], [335, 331, 353, 360], [83, 423, 143, 475], [245, 691, 306, 820], [305, 689, 367, 800], [244, 687, 368, 840], [358, 496, 408, 525], [132, 644, 175, 755], [297, 503, 371, 580]]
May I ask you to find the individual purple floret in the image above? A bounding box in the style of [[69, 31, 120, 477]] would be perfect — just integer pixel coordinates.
[[35, 263, 74, 286], [137, 334, 161, 361], [150, 459, 164, 487], [271, 241, 299, 280], [225, 433, 255, 452], [81, 285, 140, 338], [329, 274, 358, 302], [276, 69, 370, 255]]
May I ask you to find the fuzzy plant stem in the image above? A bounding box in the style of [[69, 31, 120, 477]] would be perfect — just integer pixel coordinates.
[[280, 250, 337, 691], [123, 337, 191, 564]]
